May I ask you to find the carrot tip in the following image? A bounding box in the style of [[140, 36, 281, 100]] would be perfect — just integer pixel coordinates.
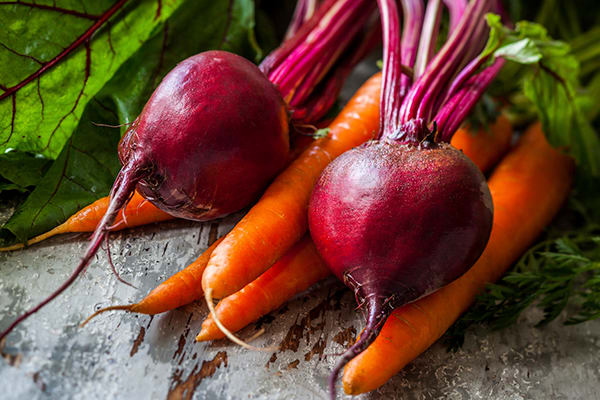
[[195, 331, 209, 342], [0, 243, 26, 252], [0, 224, 67, 252], [203, 288, 277, 352], [80, 304, 133, 328]]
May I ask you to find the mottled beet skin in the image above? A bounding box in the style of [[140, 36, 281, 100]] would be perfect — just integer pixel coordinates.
[[119, 51, 289, 220], [308, 140, 493, 307]]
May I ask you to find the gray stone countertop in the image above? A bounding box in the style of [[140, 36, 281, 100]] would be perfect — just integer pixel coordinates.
[[1, 215, 599, 400]]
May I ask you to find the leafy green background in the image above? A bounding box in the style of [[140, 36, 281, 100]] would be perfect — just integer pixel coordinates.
[[0, 0, 276, 245], [446, 1, 600, 346]]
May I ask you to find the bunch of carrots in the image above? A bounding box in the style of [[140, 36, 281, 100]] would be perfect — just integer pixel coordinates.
[[0, 1, 576, 397], [1, 73, 573, 394]]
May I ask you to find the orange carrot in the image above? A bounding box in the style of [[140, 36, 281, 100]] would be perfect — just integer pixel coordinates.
[[196, 236, 329, 341], [451, 114, 512, 172], [80, 236, 225, 325], [0, 191, 173, 252], [202, 73, 382, 300], [201, 73, 517, 301], [342, 123, 575, 395], [195, 118, 513, 340]]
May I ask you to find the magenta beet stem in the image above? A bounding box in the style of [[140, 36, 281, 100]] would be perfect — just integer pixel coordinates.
[[436, 58, 505, 141], [414, 0, 442, 79], [260, 0, 376, 124], [443, 0, 468, 33], [270, 0, 375, 105], [259, 0, 335, 76], [399, 0, 492, 124], [292, 19, 381, 123], [284, 0, 319, 40], [399, 0, 425, 97]]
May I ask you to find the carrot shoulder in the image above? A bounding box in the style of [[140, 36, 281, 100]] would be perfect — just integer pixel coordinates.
[[0, 191, 173, 252], [342, 123, 575, 395], [201, 73, 383, 299], [196, 236, 329, 341], [451, 114, 512, 172]]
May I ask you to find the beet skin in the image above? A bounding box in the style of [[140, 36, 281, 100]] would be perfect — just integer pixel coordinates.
[[308, 139, 493, 396], [120, 50, 290, 220], [309, 140, 493, 303]]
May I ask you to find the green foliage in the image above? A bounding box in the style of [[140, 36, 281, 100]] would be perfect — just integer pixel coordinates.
[[445, 171, 600, 351], [313, 128, 331, 139], [0, 0, 186, 158], [0, 0, 261, 245], [463, 94, 500, 133], [483, 14, 600, 175], [0, 151, 50, 193]]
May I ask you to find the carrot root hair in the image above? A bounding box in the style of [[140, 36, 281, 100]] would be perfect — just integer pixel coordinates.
[[0, 159, 147, 342], [329, 295, 388, 400], [103, 234, 136, 288], [80, 305, 135, 327], [200, 288, 278, 352]]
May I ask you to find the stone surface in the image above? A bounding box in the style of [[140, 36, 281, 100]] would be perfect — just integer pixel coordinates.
[[1, 214, 599, 400], [1, 62, 599, 400]]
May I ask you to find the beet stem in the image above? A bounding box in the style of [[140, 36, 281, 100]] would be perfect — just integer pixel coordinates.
[[328, 295, 390, 400], [414, 0, 442, 79], [0, 160, 146, 342], [284, 0, 318, 41], [266, 0, 376, 122], [443, 0, 468, 34], [399, 0, 425, 96]]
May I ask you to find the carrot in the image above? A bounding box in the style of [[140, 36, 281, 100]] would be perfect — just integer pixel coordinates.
[[342, 123, 575, 395], [196, 236, 329, 341], [80, 236, 225, 325], [201, 73, 382, 300], [194, 117, 513, 341], [450, 114, 512, 172], [0, 191, 173, 252]]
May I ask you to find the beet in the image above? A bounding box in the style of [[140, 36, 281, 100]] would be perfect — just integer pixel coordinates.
[[308, 138, 493, 395], [0, 50, 290, 341], [0, 0, 381, 342], [306, 1, 505, 395], [119, 51, 289, 220]]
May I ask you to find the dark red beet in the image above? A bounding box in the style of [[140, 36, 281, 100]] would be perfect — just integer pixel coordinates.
[[308, 139, 493, 395], [119, 51, 289, 220], [0, 51, 289, 342]]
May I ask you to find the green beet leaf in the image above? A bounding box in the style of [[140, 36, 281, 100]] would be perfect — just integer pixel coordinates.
[[0, 0, 261, 245], [0, 0, 185, 158], [0, 151, 51, 193], [483, 14, 600, 175]]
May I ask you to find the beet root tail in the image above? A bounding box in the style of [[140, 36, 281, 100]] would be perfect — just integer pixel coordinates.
[[329, 295, 390, 400], [0, 160, 147, 342]]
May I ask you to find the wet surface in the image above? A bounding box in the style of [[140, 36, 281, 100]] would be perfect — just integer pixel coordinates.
[[1, 215, 599, 400]]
